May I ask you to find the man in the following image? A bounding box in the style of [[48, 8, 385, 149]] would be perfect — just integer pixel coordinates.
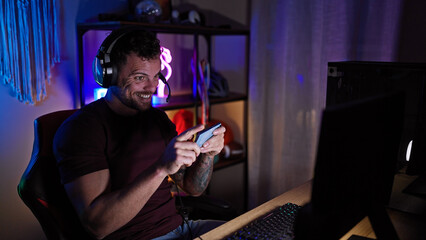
[[53, 29, 225, 239]]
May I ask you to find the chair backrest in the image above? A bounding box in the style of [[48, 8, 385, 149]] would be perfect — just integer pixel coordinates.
[[17, 109, 93, 240]]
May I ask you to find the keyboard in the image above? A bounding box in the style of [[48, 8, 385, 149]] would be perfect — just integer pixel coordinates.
[[225, 202, 301, 240]]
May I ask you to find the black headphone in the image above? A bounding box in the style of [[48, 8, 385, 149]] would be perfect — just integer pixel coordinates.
[[92, 28, 171, 102]]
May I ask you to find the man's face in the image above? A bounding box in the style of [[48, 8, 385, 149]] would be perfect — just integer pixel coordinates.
[[112, 52, 161, 111]]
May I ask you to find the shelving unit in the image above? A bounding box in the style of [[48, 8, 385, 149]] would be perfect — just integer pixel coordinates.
[[76, 21, 250, 212]]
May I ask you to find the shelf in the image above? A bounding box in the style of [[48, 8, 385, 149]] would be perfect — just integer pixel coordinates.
[[77, 21, 249, 36], [77, 21, 249, 107], [155, 92, 247, 111]]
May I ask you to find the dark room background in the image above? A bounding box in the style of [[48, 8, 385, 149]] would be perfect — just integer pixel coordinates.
[[1, 0, 425, 239]]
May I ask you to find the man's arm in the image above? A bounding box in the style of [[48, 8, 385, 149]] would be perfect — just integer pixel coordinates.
[[172, 125, 226, 196], [65, 166, 167, 239]]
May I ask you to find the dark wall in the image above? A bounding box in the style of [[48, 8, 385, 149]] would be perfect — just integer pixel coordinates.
[[398, 0, 426, 62]]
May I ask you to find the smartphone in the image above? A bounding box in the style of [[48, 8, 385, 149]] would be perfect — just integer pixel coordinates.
[[194, 123, 222, 147]]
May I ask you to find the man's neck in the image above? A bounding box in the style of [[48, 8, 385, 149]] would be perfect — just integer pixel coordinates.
[[104, 89, 139, 116]]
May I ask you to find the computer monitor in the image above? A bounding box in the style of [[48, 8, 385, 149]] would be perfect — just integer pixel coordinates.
[[326, 61, 426, 178], [295, 92, 405, 240]]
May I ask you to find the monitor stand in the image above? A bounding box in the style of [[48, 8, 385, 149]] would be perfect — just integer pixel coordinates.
[[368, 206, 399, 240], [403, 173, 426, 198]]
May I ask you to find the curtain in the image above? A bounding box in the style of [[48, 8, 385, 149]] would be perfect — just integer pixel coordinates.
[[0, 0, 60, 104], [248, 0, 403, 208]]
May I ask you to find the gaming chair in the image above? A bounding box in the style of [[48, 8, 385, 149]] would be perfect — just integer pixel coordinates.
[[17, 109, 93, 239]]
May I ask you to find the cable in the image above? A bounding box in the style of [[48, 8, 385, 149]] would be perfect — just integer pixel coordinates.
[[174, 182, 194, 240]]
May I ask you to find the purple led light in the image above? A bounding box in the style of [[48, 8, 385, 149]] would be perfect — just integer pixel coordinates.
[[158, 46, 172, 98]]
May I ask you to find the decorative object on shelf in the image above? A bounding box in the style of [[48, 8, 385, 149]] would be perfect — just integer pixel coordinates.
[[169, 3, 205, 26], [220, 141, 244, 161], [208, 69, 229, 98], [1, 0, 60, 104], [172, 109, 195, 135], [172, 9, 204, 26], [133, 0, 162, 23], [153, 46, 172, 105], [192, 58, 210, 125]]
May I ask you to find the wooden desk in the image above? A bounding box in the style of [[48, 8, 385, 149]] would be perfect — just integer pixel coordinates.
[[200, 180, 378, 240], [201, 181, 312, 240], [200, 177, 426, 240]]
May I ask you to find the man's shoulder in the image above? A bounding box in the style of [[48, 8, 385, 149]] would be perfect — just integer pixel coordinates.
[[80, 98, 109, 115], [77, 98, 109, 117], [60, 99, 109, 129]]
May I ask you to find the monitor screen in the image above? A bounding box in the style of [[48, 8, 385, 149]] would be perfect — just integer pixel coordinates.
[[295, 92, 405, 239]]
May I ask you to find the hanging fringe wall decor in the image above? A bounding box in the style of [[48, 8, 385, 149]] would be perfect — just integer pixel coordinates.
[[0, 0, 60, 104]]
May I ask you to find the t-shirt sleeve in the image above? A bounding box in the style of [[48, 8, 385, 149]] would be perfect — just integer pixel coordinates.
[[53, 112, 109, 184]]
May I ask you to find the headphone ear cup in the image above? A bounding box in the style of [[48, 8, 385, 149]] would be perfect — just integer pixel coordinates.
[[93, 49, 117, 88], [93, 30, 126, 88], [93, 55, 107, 88], [110, 64, 118, 87]]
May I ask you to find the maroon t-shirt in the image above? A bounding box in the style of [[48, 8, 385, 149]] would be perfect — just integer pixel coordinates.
[[53, 99, 182, 239]]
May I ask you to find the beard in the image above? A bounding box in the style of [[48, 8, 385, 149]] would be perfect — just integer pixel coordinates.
[[110, 86, 152, 112]]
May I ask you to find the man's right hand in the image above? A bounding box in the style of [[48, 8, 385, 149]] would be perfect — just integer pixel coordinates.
[[159, 124, 205, 175]]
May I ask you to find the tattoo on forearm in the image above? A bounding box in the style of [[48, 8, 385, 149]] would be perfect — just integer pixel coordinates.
[[190, 155, 214, 193]]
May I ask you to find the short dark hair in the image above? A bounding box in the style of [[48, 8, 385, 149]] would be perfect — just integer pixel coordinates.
[[110, 29, 161, 72]]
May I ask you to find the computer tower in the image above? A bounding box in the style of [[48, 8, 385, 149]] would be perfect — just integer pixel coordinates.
[[326, 61, 426, 175]]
